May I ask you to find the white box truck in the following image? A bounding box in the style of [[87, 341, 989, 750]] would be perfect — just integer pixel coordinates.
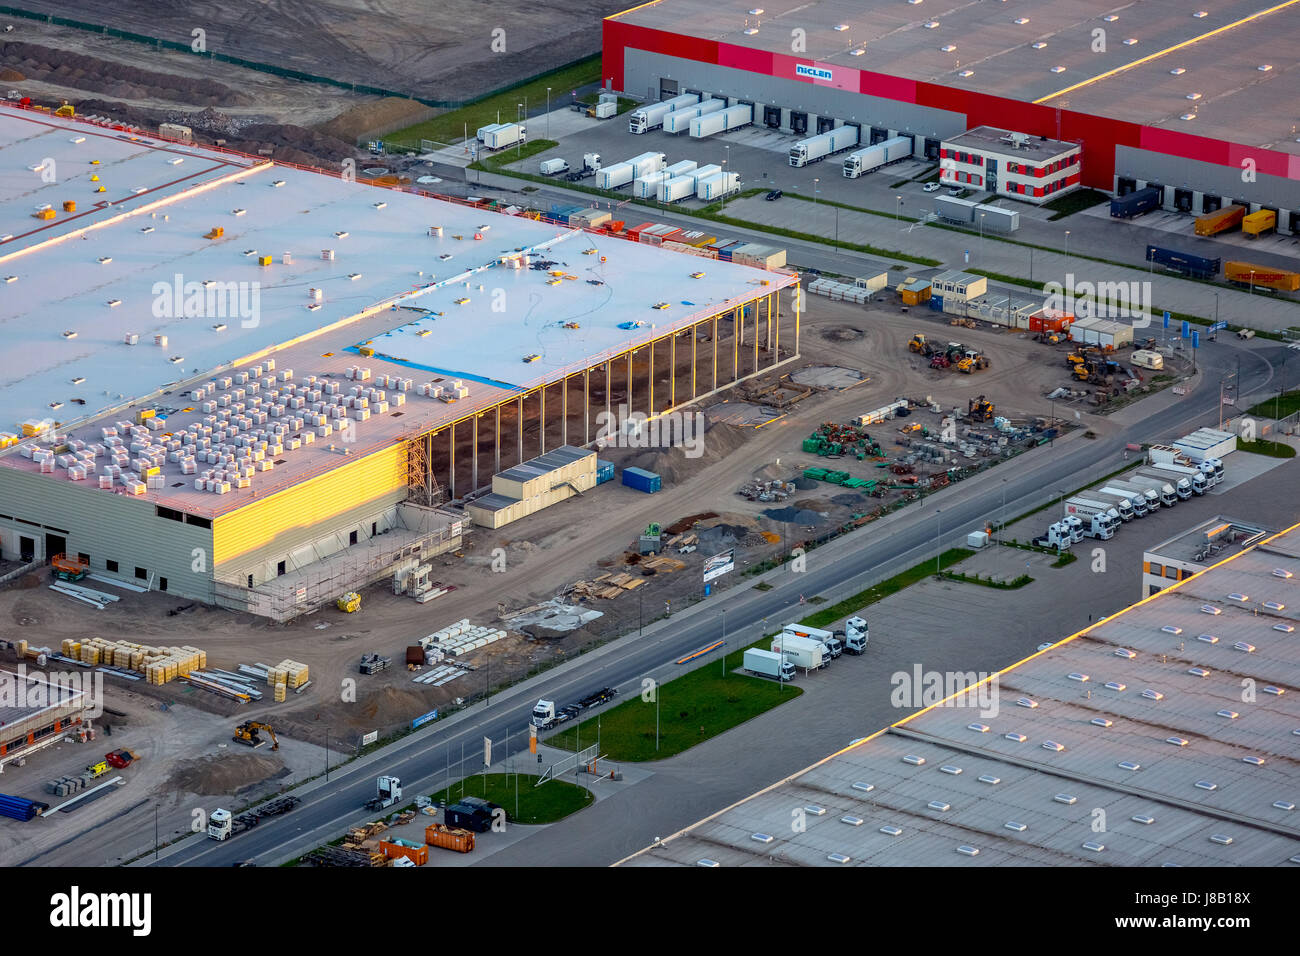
[[632, 176, 659, 199], [789, 125, 860, 167], [628, 92, 700, 133], [1066, 495, 1123, 525], [690, 103, 752, 138], [743, 648, 795, 681], [663, 98, 725, 133], [1102, 480, 1161, 512], [1082, 488, 1141, 520], [1148, 461, 1209, 495], [597, 162, 635, 190], [1134, 467, 1192, 501], [483, 123, 526, 150], [842, 135, 911, 177], [772, 633, 826, 670], [690, 164, 722, 188], [1063, 498, 1117, 539], [476, 122, 505, 142], [539, 158, 569, 175], [657, 175, 696, 203]]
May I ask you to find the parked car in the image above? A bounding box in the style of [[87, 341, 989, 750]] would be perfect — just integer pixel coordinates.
[[947, 187, 963, 196], [922, 182, 941, 192], [765, 189, 783, 201]]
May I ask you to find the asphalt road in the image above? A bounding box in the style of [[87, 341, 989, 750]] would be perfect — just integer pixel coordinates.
[[151, 329, 1283, 866]]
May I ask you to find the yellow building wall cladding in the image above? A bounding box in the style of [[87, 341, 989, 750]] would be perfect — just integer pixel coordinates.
[[212, 444, 406, 566]]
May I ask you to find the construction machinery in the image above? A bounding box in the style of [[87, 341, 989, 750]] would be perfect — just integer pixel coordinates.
[[51, 553, 89, 582], [105, 749, 139, 769], [232, 721, 280, 751], [955, 350, 990, 373], [908, 332, 934, 355], [967, 396, 995, 422]]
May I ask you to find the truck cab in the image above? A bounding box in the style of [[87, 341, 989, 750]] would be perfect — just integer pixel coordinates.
[[821, 635, 843, 659], [531, 699, 557, 729], [844, 616, 869, 654], [208, 808, 233, 841], [366, 775, 402, 812], [1063, 515, 1085, 543], [1204, 458, 1224, 483]]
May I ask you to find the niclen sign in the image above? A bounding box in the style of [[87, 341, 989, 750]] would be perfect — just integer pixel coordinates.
[[795, 64, 833, 82]]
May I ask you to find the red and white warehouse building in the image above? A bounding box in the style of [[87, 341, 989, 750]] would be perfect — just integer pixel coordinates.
[[603, 0, 1300, 230]]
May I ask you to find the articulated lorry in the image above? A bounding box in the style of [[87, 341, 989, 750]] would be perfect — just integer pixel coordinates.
[[842, 136, 911, 177], [772, 633, 827, 670], [782, 624, 841, 659], [482, 123, 526, 150], [1101, 480, 1162, 512], [1033, 521, 1075, 549], [1083, 487, 1143, 519], [1147, 461, 1208, 495], [690, 104, 752, 138], [789, 125, 860, 167], [1149, 445, 1221, 486], [662, 98, 725, 134], [1121, 472, 1179, 507], [628, 93, 700, 133], [1063, 498, 1118, 539], [1133, 467, 1192, 501], [743, 648, 795, 681]]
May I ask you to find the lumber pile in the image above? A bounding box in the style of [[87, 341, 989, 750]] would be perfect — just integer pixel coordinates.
[[641, 556, 685, 572], [308, 845, 387, 867]]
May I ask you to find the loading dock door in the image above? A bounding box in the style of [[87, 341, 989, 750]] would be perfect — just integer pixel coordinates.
[[789, 111, 808, 134], [1174, 188, 1193, 212], [763, 105, 781, 128], [816, 115, 835, 134], [44, 533, 65, 562], [659, 78, 678, 99], [924, 138, 939, 160], [1117, 177, 1136, 196], [1203, 194, 1221, 214], [870, 126, 887, 145]]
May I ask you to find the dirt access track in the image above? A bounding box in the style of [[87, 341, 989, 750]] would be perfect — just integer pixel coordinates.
[[11, 0, 626, 102]]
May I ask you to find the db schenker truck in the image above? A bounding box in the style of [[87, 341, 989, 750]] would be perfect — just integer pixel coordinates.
[[743, 648, 795, 681], [789, 125, 860, 167], [1065, 495, 1126, 526], [772, 633, 827, 670], [1062, 499, 1117, 539]]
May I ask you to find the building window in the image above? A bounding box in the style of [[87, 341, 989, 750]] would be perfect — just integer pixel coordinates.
[[1149, 585, 1162, 596], [78, 552, 90, 564], [135, 567, 147, 580], [106, 560, 119, 573], [159, 577, 168, 592], [1165, 566, 1180, 580], [247, 574, 254, 588], [371, 522, 377, 536], [185, 514, 212, 529], [277, 560, 286, 577]]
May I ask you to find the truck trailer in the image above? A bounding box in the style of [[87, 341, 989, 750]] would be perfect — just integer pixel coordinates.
[[596, 162, 635, 190], [771, 634, 827, 670], [1134, 467, 1194, 500], [1065, 495, 1126, 525], [1122, 472, 1179, 507], [1062, 499, 1117, 539], [743, 648, 795, 681], [782, 624, 841, 658], [1082, 488, 1143, 519], [482, 123, 525, 150], [1148, 461, 1209, 494], [1195, 204, 1246, 236], [662, 98, 725, 134], [1224, 261, 1300, 292], [842, 136, 911, 178], [690, 104, 752, 138], [696, 171, 740, 201], [656, 175, 696, 203], [1109, 186, 1162, 218], [790, 125, 860, 167], [1145, 245, 1220, 279], [1101, 481, 1161, 512], [628, 93, 700, 133]]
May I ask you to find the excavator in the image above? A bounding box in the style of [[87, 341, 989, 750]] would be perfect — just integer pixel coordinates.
[[967, 396, 995, 422], [232, 721, 280, 751]]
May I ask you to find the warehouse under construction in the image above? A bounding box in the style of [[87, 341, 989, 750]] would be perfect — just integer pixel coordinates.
[[0, 106, 799, 619]]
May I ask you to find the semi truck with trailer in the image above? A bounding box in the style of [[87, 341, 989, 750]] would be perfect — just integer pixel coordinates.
[[663, 98, 725, 133], [482, 123, 526, 150], [1224, 261, 1300, 292], [771, 634, 827, 670], [1148, 462, 1209, 494], [1065, 496, 1123, 526], [743, 648, 795, 681], [789, 125, 860, 167], [697, 171, 740, 201], [782, 624, 841, 659], [1134, 467, 1193, 500], [690, 104, 752, 138], [1083, 488, 1143, 519], [1121, 472, 1179, 507], [628, 92, 700, 133], [1101, 480, 1161, 512], [539, 158, 569, 176], [1148, 445, 1221, 486], [1063, 498, 1118, 539], [842, 136, 911, 177], [1145, 245, 1221, 279], [1195, 204, 1246, 237]]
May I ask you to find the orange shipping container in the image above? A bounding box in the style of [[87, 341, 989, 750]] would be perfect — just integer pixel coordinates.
[[1224, 261, 1300, 292], [425, 823, 475, 853], [1194, 204, 1245, 237], [379, 840, 428, 866]]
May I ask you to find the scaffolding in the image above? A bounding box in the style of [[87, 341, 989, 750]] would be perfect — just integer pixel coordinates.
[[406, 434, 445, 507]]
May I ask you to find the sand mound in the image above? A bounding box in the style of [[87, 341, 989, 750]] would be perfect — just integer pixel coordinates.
[[617, 421, 750, 485], [165, 753, 284, 797], [665, 512, 717, 535], [0, 68, 24, 81], [316, 97, 435, 143]]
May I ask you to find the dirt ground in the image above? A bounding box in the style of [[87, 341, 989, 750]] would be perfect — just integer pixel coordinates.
[[0, 288, 1187, 866], [9, 0, 621, 102]]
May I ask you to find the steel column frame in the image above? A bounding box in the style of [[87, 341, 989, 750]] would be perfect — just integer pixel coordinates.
[[753, 300, 758, 376], [517, 394, 524, 465], [649, 337, 655, 415], [495, 405, 501, 474], [448, 422, 456, 500], [670, 333, 676, 408], [732, 308, 739, 383], [691, 322, 698, 399], [583, 369, 590, 445], [712, 316, 718, 392], [562, 374, 568, 446], [627, 350, 633, 416], [471, 414, 478, 491], [605, 359, 611, 428], [540, 381, 546, 455]]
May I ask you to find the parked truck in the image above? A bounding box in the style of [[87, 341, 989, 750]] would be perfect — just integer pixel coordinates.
[[842, 135, 911, 177], [1145, 245, 1220, 279], [626, 151, 666, 178], [782, 624, 841, 659], [628, 93, 700, 133], [1242, 209, 1276, 238], [596, 162, 635, 190], [656, 175, 696, 203], [207, 795, 301, 841], [1148, 461, 1209, 495], [1066, 495, 1124, 525], [1101, 480, 1161, 512], [1122, 472, 1179, 507], [663, 98, 725, 134], [1084, 487, 1144, 519], [1224, 261, 1300, 292], [790, 125, 860, 167], [772, 633, 827, 670], [1109, 186, 1162, 218], [844, 617, 869, 654], [1195, 204, 1246, 236], [1063, 498, 1118, 539], [1033, 521, 1075, 550], [743, 647, 795, 681], [697, 171, 740, 201], [482, 123, 526, 150], [364, 775, 403, 812], [1135, 466, 1193, 500], [690, 103, 752, 138], [539, 158, 570, 176]]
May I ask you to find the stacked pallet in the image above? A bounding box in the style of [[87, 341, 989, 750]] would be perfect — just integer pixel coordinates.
[[62, 638, 206, 685], [46, 773, 95, 797], [267, 659, 309, 688], [642, 556, 685, 573], [308, 845, 386, 867]]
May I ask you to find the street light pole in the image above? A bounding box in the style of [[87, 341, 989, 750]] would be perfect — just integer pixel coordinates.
[[896, 194, 901, 223], [1064, 230, 1071, 268], [546, 87, 551, 141], [1000, 478, 1007, 548], [721, 608, 727, 676], [935, 509, 942, 576], [813, 177, 819, 207]]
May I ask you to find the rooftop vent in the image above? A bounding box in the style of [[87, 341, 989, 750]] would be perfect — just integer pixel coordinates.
[[1274, 624, 1295, 633], [751, 832, 774, 843], [1161, 625, 1182, 635], [1263, 686, 1284, 696], [927, 801, 951, 811], [1042, 740, 1065, 752], [1132, 814, 1155, 825], [978, 774, 1001, 785], [1274, 801, 1296, 811], [939, 765, 962, 775], [1216, 710, 1239, 719], [1017, 697, 1039, 709], [967, 722, 989, 733], [1242, 756, 1265, 766], [1170, 67, 1186, 75], [1005, 821, 1027, 832], [697, 858, 720, 867], [1031, 41, 1047, 49], [841, 815, 864, 827], [1188, 667, 1210, 677], [1142, 689, 1164, 701], [1005, 732, 1027, 743], [1118, 761, 1140, 771], [1233, 642, 1256, 653], [1091, 717, 1113, 728], [1195, 780, 1217, 791], [1167, 736, 1189, 747], [1105, 681, 1126, 691], [1082, 841, 1105, 852], [956, 845, 979, 857], [804, 805, 826, 816], [1209, 834, 1233, 845], [879, 825, 903, 836], [1197, 634, 1219, 644], [1201, 604, 1221, 615], [852, 782, 875, 793], [827, 852, 851, 863], [1115, 648, 1136, 659], [1271, 569, 1292, 579], [902, 754, 925, 766], [1054, 794, 1077, 805]]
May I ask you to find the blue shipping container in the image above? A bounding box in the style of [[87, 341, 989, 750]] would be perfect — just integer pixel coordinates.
[[929, 294, 944, 311], [622, 466, 661, 494], [1145, 245, 1220, 280], [1109, 186, 1161, 219], [596, 459, 615, 484]]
